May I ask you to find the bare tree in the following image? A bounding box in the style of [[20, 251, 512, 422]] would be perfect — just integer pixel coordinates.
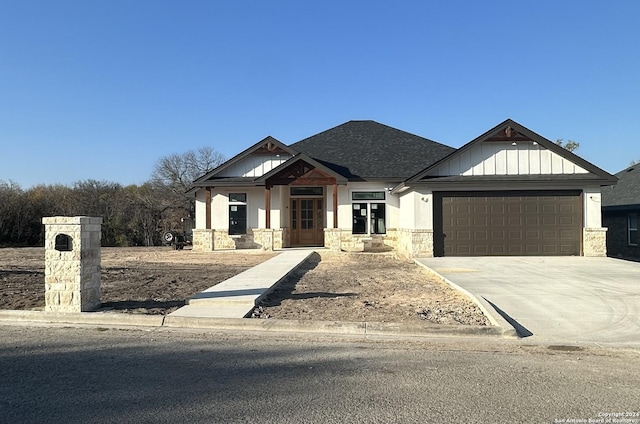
[[151, 146, 225, 236], [555, 139, 580, 152], [152, 147, 224, 194]]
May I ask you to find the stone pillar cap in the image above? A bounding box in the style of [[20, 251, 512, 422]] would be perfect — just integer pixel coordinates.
[[42, 216, 103, 225]]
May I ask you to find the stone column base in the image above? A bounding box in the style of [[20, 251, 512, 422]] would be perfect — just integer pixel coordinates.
[[397, 228, 434, 259], [192, 229, 214, 252], [252, 228, 285, 251], [583, 227, 608, 257]]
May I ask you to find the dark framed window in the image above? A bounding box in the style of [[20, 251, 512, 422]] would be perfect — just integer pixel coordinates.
[[229, 193, 247, 235], [352, 191, 385, 201], [290, 187, 323, 196], [352, 203, 367, 234], [352, 202, 386, 235], [229, 193, 246, 203], [629, 213, 638, 246]]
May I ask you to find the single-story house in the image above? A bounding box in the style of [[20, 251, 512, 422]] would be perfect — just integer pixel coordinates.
[[602, 164, 640, 259], [190, 119, 617, 258]]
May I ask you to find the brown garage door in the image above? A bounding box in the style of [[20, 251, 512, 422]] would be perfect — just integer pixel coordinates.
[[434, 191, 582, 256]]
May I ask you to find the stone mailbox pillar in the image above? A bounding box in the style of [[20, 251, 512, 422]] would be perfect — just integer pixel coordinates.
[[42, 216, 102, 312]]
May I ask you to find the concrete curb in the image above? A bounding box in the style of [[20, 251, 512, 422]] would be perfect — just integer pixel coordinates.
[[0, 310, 164, 327], [0, 310, 505, 338], [414, 259, 519, 338]]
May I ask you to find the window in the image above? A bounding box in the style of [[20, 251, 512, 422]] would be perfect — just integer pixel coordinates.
[[229, 193, 247, 235], [351, 192, 386, 235], [229, 193, 246, 203], [629, 213, 638, 246], [290, 187, 323, 196]]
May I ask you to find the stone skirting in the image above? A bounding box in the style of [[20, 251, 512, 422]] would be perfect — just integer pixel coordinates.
[[252, 228, 285, 251], [192, 229, 237, 251], [42, 216, 102, 312], [396, 228, 434, 259], [323, 228, 397, 252], [192, 229, 214, 252], [193, 228, 288, 251], [583, 227, 608, 257]]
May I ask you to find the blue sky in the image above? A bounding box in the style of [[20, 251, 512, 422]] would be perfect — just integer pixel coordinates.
[[1, 0, 639, 188]]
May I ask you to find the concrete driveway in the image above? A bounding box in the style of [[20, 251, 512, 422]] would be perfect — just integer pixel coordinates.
[[416, 256, 640, 347]]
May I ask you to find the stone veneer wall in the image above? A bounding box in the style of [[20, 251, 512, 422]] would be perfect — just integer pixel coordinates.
[[323, 228, 397, 252], [396, 228, 434, 259], [252, 228, 285, 250], [193, 228, 288, 251], [42, 216, 102, 312], [192, 229, 237, 251], [192, 229, 214, 252], [583, 227, 608, 257]]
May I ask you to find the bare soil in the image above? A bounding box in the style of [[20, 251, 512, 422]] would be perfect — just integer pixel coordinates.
[[0, 247, 276, 315], [252, 251, 488, 326], [0, 247, 488, 326]]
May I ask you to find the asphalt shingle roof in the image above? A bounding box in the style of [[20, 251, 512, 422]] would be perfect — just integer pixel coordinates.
[[289, 120, 456, 180], [602, 164, 640, 207]]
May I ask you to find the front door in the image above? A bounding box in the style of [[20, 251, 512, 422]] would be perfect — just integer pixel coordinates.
[[290, 198, 324, 246]]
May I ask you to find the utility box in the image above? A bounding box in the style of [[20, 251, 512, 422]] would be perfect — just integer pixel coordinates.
[[42, 216, 102, 312]]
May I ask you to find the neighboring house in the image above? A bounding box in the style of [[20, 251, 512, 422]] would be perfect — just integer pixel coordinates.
[[190, 119, 617, 258], [602, 164, 640, 259]]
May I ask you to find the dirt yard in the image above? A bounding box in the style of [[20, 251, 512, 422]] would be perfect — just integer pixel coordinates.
[[0, 247, 276, 315], [252, 252, 488, 325], [0, 247, 488, 326]]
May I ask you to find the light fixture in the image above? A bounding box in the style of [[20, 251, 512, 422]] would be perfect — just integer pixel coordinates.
[[511, 142, 517, 146]]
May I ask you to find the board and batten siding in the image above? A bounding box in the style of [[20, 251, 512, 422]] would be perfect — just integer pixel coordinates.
[[218, 154, 293, 178], [431, 142, 588, 176]]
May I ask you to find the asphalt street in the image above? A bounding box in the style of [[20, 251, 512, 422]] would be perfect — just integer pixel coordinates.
[[1, 324, 639, 423]]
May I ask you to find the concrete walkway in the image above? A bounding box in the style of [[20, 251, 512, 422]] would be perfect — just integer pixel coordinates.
[[169, 249, 315, 319]]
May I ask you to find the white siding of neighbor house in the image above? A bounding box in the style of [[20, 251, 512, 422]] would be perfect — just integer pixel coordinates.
[[218, 154, 292, 178], [430, 142, 588, 177]]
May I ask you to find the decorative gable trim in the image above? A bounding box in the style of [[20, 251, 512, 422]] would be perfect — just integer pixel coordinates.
[[256, 154, 348, 186], [404, 119, 617, 185], [192, 136, 297, 186]]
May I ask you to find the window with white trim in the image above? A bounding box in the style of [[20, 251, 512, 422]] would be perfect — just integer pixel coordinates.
[[352, 191, 386, 235], [629, 213, 638, 246], [229, 193, 247, 235]]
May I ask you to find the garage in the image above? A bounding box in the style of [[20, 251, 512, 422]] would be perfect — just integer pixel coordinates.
[[433, 191, 582, 256]]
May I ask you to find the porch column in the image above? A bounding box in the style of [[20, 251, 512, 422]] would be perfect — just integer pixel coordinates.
[[265, 185, 271, 229], [205, 188, 211, 230], [333, 183, 338, 228]]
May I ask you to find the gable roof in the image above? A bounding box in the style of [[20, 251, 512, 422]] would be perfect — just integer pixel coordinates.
[[192, 136, 296, 187], [404, 118, 617, 185], [255, 153, 348, 185], [290, 120, 455, 181], [602, 164, 640, 208]]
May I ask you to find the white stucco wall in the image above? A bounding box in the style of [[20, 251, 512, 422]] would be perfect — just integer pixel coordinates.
[[195, 189, 206, 229], [399, 190, 432, 230], [583, 187, 603, 228], [337, 182, 399, 230], [212, 190, 228, 229]]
